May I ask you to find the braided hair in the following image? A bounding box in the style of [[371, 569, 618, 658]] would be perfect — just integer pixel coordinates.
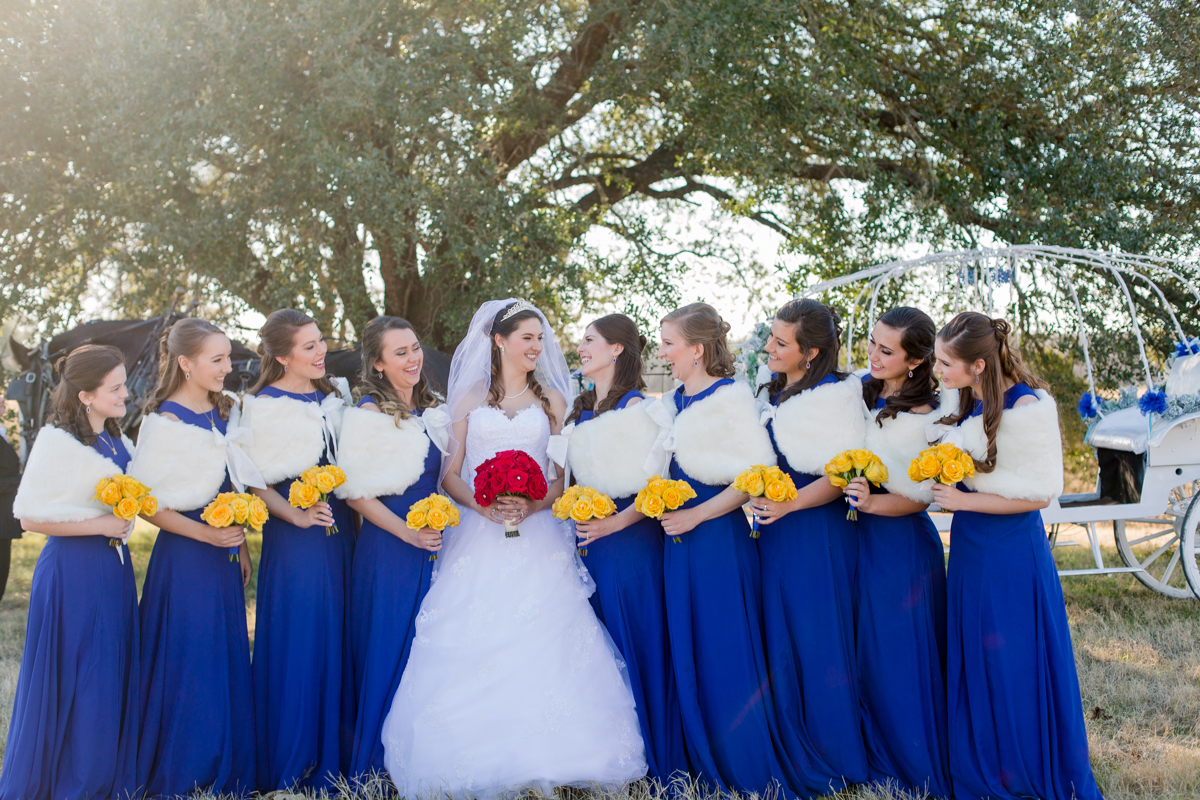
[[47, 344, 126, 445], [145, 318, 235, 419]]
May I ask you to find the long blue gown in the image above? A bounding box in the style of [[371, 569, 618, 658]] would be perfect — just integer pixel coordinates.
[[947, 383, 1103, 800], [760, 374, 868, 790], [663, 379, 804, 798], [252, 386, 356, 792], [137, 402, 255, 797], [0, 429, 141, 800], [344, 400, 438, 779], [854, 390, 950, 798], [577, 389, 687, 782]]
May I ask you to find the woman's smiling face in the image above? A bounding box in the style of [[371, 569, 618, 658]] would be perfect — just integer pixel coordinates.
[[281, 322, 328, 380], [496, 317, 544, 374], [657, 320, 702, 381], [375, 326, 424, 391]]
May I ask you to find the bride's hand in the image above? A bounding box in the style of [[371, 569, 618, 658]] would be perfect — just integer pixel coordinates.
[[494, 495, 533, 523]]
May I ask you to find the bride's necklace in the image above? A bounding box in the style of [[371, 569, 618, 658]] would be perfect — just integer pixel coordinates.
[[502, 384, 529, 400]]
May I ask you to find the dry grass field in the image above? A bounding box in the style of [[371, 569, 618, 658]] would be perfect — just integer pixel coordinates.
[[0, 524, 1197, 799]]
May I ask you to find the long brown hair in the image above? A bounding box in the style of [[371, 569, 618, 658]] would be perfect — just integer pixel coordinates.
[[47, 344, 126, 445], [352, 316, 438, 423], [935, 312, 1046, 473], [862, 307, 939, 425], [250, 309, 342, 397], [567, 314, 648, 424], [760, 298, 846, 403], [487, 302, 556, 425], [146, 318, 234, 419], [661, 303, 735, 379]]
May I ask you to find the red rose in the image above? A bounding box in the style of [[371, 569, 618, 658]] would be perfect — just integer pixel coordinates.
[[506, 469, 528, 491], [487, 470, 507, 492], [478, 488, 494, 507]]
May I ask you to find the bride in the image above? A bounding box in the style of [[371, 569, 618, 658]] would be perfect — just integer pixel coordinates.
[[381, 299, 648, 797]]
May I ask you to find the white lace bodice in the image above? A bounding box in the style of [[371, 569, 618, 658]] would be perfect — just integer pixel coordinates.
[[463, 405, 552, 479]]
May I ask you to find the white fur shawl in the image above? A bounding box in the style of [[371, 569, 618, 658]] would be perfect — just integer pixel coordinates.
[[239, 378, 350, 485], [954, 388, 1064, 501], [864, 410, 933, 504], [334, 406, 433, 500], [769, 378, 867, 475], [669, 381, 777, 485], [567, 402, 661, 498], [13, 426, 135, 523], [129, 413, 230, 511]]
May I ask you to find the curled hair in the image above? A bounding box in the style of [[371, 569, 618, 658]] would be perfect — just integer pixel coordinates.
[[935, 312, 1046, 473], [352, 316, 438, 424], [862, 307, 939, 425], [660, 303, 735, 379], [567, 314, 648, 424], [486, 301, 556, 426], [250, 309, 341, 397], [146, 318, 234, 419], [760, 299, 846, 403], [47, 344, 126, 445]]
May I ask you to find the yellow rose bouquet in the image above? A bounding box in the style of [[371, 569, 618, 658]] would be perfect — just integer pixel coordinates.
[[94, 475, 159, 559], [288, 465, 347, 535], [552, 485, 617, 556], [823, 449, 889, 520], [733, 464, 798, 537], [907, 443, 976, 492], [201, 491, 270, 561], [405, 493, 461, 561], [634, 476, 697, 543]]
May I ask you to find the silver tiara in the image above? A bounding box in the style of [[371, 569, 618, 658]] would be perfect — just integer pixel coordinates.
[[498, 300, 540, 325]]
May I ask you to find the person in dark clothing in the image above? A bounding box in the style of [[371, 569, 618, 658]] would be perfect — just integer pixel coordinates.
[[0, 434, 21, 602]]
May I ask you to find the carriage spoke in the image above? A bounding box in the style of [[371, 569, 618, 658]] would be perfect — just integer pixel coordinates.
[[1139, 536, 1177, 569], [1127, 528, 1178, 547], [1161, 547, 1182, 584]]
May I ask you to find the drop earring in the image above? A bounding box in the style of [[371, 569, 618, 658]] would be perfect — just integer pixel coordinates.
[[806, 361, 812, 370], [612, 356, 618, 363], [85, 406, 91, 414], [185, 372, 190, 380], [378, 371, 384, 379], [908, 370, 913, 378], [284, 366, 288, 372], [693, 359, 698, 366]]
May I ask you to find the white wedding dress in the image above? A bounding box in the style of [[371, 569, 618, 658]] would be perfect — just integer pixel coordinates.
[[381, 404, 648, 798]]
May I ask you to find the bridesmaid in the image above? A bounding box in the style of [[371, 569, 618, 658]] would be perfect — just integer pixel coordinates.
[[561, 314, 687, 782], [930, 312, 1103, 800], [240, 309, 355, 792], [339, 317, 444, 779], [130, 319, 258, 797], [842, 308, 950, 797], [1, 345, 140, 800], [653, 303, 806, 798], [746, 298, 868, 789]]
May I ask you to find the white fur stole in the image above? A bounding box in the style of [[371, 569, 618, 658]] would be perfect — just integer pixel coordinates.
[[129, 413, 230, 512], [13, 426, 136, 523], [567, 403, 661, 498], [954, 388, 1064, 501], [864, 409, 936, 504], [239, 378, 350, 485], [334, 406, 433, 500], [769, 378, 867, 475], [669, 382, 777, 485]]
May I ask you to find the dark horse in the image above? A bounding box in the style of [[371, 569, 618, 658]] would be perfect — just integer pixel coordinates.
[[6, 300, 451, 457]]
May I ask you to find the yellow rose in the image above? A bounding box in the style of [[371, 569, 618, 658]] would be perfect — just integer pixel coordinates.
[[850, 449, 873, 472], [763, 466, 785, 482], [313, 470, 338, 495], [765, 479, 791, 502], [406, 509, 427, 530], [940, 459, 965, 484], [118, 475, 146, 499], [96, 479, 123, 507], [446, 505, 461, 526], [205, 502, 235, 528], [936, 442, 960, 459], [593, 495, 616, 517], [140, 495, 159, 516], [958, 454, 976, 478], [826, 452, 854, 476], [552, 497, 569, 519], [641, 494, 666, 518], [570, 498, 595, 523], [113, 497, 141, 520], [289, 480, 320, 509], [325, 465, 347, 486], [907, 458, 924, 483], [918, 452, 942, 480], [248, 499, 269, 531], [426, 508, 449, 530], [300, 466, 322, 487], [677, 481, 697, 501], [863, 459, 889, 487], [230, 496, 251, 525], [581, 486, 599, 500], [827, 473, 848, 488], [741, 472, 766, 497], [661, 486, 683, 510]]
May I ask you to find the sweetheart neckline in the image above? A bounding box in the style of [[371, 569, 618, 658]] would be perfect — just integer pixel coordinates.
[[471, 404, 546, 423]]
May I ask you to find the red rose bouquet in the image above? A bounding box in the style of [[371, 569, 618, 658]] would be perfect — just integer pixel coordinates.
[[473, 449, 548, 537]]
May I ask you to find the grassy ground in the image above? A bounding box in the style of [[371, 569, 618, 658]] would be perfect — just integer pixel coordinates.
[[0, 527, 1196, 799]]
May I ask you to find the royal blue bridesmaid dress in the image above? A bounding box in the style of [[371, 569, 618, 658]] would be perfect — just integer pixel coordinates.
[[137, 402, 255, 797], [854, 391, 950, 797], [344, 400, 438, 779], [947, 384, 1103, 800], [253, 386, 356, 791], [0, 430, 140, 800], [760, 374, 868, 789], [578, 389, 687, 782], [663, 379, 804, 798]]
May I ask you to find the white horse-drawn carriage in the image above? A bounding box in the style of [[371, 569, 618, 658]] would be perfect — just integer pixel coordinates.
[[801, 246, 1200, 599]]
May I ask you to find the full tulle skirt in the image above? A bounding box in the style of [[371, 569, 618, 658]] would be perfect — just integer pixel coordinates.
[[381, 507, 646, 798], [855, 510, 950, 798], [253, 496, 355, 792], [581, 499, 687, 781], [138, 530, 255, 797], [0, 536, 140, 800], [947, 509, 1103, 800]]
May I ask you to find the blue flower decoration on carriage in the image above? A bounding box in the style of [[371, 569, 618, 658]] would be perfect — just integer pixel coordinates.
[[1175, 338, 1200, 359], [1138, 389, 1169, 417], [1077, 392, 1101, 420]]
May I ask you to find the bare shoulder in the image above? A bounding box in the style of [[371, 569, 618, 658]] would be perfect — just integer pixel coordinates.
[[625, 396, 644, 407], [358, 401, 382, 414], [545, 387, 568, 412], [160, 411, 181, 422], [908, 403, 935, 415], [1012, 395, 1039, 409]]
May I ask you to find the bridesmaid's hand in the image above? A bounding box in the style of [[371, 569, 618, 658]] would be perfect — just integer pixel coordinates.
[[930, 483, 971, 512], [747, 496, 795, 525], [660, 507, 702, 539], [576, 515, 623, 549], [239, 545, 252, 587], [98, 514, 135, 541], [843, 477, 876, 514], [293, 501, 333, 529], [202, 525, 247, 549], [399, 525, 443, 553]]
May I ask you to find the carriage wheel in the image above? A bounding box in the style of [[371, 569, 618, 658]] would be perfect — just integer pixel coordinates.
[[1180, 484, 1200, 600], [1116, 480, 1197, 599]]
